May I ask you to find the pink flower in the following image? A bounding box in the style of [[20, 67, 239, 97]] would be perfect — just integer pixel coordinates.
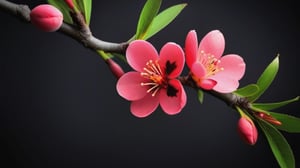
[[237, 117, 258, 145], [116, 40, 187, 118], [185, 30, 246, 93], [30, 4, 63, 32]]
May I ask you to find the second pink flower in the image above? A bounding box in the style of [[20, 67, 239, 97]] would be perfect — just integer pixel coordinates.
[[185, 30, 246, 93]]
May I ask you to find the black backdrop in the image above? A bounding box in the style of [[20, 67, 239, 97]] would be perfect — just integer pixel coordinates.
[[1, 0, 299, 168]]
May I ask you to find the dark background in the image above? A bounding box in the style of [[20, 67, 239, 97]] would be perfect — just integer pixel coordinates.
[[1, 0, 299, 167]]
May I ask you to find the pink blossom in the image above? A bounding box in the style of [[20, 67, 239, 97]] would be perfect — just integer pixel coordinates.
[[30, 4, 63, 32], [237, 117, 258, 145], [116, 40, 186, 118], [185, 30, 246, 93]]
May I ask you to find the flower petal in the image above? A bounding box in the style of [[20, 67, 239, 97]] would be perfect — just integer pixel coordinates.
[[159, 42, 185, 78], [185, 30, 198, 69], [191, 62, 206, 79], [217, 54, 246, 80], [198, 30, 225, 59], [130, 93, 160, 118], [208, 54, 245, 93], [126, 40, 159, 72], [210, 76, 240, 93], [116, 72, 148, 101], [159, 79, 186, 115], [199, 79, 217, 90]]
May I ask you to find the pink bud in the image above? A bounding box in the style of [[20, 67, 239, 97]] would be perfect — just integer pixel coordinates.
[[255, 112, 282, 126], [106, 59, 125, 79], [30, 4, 63, 32], [237, 117, 258, 145]]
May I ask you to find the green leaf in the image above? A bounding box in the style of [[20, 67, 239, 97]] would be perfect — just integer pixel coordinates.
[[143, 3, 187, 40], [73, 0, 83, 12], [248, 56, 279, 102], [252, 96, 299, 111], [48, 0, 73, 24], [268, 112, 300, 133], [258, 120, 295, 168], [75, 0, 92, 25], [250, 106, 270, 115], [197, 89, 204, 104], [136, 0, 162, 39], [234, 84, 259, 97]]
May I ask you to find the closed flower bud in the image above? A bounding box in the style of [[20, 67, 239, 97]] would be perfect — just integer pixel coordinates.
[[255, 112, 282, 126], [106, 59, 125, 79], [237, 117, 258, 145], [30, 4, 63, 32]]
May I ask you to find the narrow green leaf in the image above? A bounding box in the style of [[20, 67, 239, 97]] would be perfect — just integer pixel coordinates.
[[268, 112, 300, 133], [143, 3, 187, 40], [250, 104, 270, 115], [84, 0, 92, 25], [258, 120, 295, 168], [73, 0, 83, 11], [48, 0, 73, 24], [197, 89, 204, 104], [136, 0, 162, 39], [252, 96, 299, 111], [75, 0, 92, 25], [248, 56, 279, 102], [250, 105, 270, 115], [234, 84, 259, 97]]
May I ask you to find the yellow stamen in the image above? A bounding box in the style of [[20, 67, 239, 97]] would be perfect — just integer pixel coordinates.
[[199, 50, 224, 77], [140, 60, 166, 96]]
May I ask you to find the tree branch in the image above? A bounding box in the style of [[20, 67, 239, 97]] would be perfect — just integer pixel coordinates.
[[59, 23, 128, 53], [0, 0, 128, 53], [0, 0, 30, 21]]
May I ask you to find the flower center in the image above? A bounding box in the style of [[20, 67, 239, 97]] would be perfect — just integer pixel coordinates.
[[140, 60, 166, 96], [199, 50, 224, 77]]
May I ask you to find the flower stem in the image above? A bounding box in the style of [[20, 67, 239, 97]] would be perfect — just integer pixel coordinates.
[[97, 50, 111, 60]]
